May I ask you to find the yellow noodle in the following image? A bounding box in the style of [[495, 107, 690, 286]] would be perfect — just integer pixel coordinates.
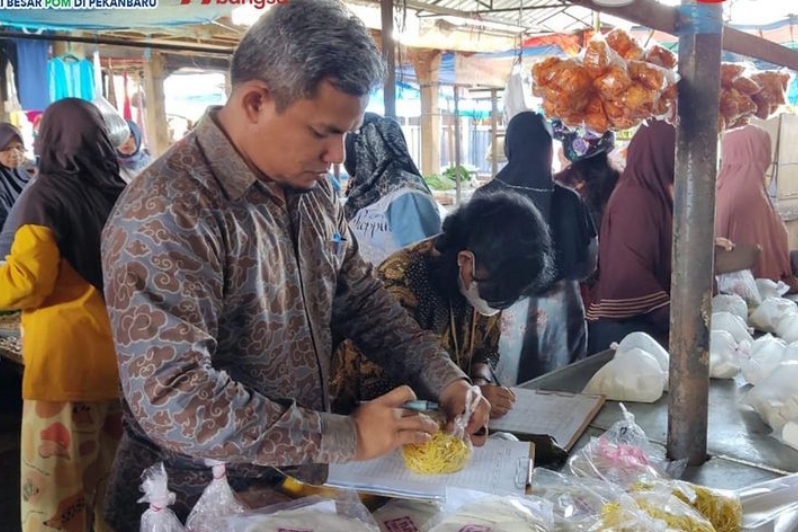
[[631, 480, 742, 532], [401, 432, 472, 474]]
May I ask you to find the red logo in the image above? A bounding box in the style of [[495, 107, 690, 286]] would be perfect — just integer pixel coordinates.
[[180, 0, 287, 4]]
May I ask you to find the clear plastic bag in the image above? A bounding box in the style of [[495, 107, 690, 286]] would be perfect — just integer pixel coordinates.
[[401, 387, 477, 474], [584, 348, 666, 403], [712, 294, 749, 323], [428, 488, 554, 532], [711, 311, 754, 345], [741, 335, 788, 385], [756, 278, 790, 301], [532, 468, 625, 532], [749, 297, 797, 333], [186, 461, 247, 532], [630, 477, 743, 532], [709, 329, 748, 380], [588, 494, 672, 532], [716, 270, 762, 306], [628, 489, 716, 532], [93, 95, 131, 148], [225, 493, 380, 532], [774, 420, 798, 451], [775, 313, 798, 343], [743, 361, 798, 430], [611, 332, 670, 390], [372, 498, 442, 532], [138, 462, 186, 532], [568, 404, 685, 488], [736, 472, 798, 529]]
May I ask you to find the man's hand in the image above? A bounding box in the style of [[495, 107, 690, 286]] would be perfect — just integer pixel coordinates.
[[438, 380, 490, 446], [352, 386, 439, 461], [479, 384, 516, 418]]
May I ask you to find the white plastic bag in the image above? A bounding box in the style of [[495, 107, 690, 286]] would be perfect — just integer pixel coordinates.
[[749, 297, 798, 333], [775, 313, 798, 343], [712, 294, 748, 323], [743, 361, 798, 430], [711, 311, 754, 345], [584, 348, 666, 403], [709, 330, 747, 379], [612, 332, 670, 391], [428, 488, 554, 532], [186, 461, 247, 532], [741, 335, 788, 385], [756, 278, 790, 301], [716, 270, 761, 306], [138, 463, 186, 532], [225, 493, 380, 532]]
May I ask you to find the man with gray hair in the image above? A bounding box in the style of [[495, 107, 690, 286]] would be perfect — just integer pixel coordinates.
[[101, 0, 489, 528]]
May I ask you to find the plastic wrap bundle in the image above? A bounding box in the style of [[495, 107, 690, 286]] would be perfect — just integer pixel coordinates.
[[401, 387, 478, 475], [93, 95, 131, 148], [532, 29, 678, 135], [749, 297, 797, 333], [138, 463, 186, 532], [716, 270, 762, 307], [756, 278, 790, 301], [630, 478, 743, 532], [717, 64, 792, 131], [741, 335, 789, 385], [743, 361, 798, 431], [428, 489, 554, 532], [712, 294, 748, 323], [568, 404, 685, 488], [186, 461, 247, 532], [584, 347, 666, 403], [709, 329, 748, 380], [711, 311, 754, 345], [611, 332, 670, 390]]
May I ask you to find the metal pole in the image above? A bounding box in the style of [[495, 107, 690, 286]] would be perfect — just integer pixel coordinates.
[[490, 88, 499, 178], [453, 86, 462, 205], [381, 0, 397, 120], [667, 0, 722, 466]]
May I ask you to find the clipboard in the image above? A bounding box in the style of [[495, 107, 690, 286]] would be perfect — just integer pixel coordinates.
[[325, 439, 535, 501], [488, 388, 605, 451]]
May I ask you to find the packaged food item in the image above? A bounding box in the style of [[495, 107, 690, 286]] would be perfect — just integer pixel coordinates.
[[401, 387, 478, 475], [227, 494, 380, 532], [583, 37, 617, 78], [644, 44, 678, 69], [606, 28, 644, 61], [429, 490, 554, 532], [138, 463, 186, 532], [631, 478, 743, 532], [186, 461, 247, 532], [584, 348, 666, 403]]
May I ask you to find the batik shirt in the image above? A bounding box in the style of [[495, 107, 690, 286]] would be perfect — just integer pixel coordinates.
[[101, 110, 465, 488]]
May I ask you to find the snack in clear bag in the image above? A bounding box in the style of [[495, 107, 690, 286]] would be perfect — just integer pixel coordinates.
[[741, 335, 788, 385], [533, 468, 626, 532], [709, 329, 748, 380], [606, 28, 644, 61], [186, 461, 247, 532], [743, 361, 798, 431], [584, 94, 611, 135], [720, 63, 747, 87], [532, 57, 565, 93], [589, 495, 673, 532], [583, 37, 617, 78], [373, 498, 442, 532], [593, 64, 633, 100], [711, 311, 754, 345], [631, 490, 716, 532], [627, 61, 669, 92], [716, 270, 761, 307], [429, 489, 554, 532], [138, 462, 186, 532], [711, 294, 748, 323], [401, 387, 478, 475], [731, 75, 761, 96], [644, 44, 678, 70], [630, 478, 743, 532], [226, 493, 380, 532], [749, 297, 797, 333], [568, 404, 685, 488], [584, 348, 666, 403], [755, 278, 790, 301]]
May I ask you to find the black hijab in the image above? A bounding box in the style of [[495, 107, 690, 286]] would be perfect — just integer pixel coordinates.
[[478, 111, 596, 281], [11, 98, 126, 292], [343, 112, 432, 221], [0, 123, 32, 229]]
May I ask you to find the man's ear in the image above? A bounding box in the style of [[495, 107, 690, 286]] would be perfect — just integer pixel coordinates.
[[238, 81, 274, 123], [457, 250, 474, 286]]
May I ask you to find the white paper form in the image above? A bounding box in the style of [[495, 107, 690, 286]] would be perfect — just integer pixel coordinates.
[[488, 388, 605, 450], [325, 439, 532, 500]]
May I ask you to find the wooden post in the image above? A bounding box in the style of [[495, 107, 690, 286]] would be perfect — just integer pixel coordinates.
[[380, 0, 396, 120], [143, 50, 170, 158], [667, 0, 722, 466], [410, 49, 441, 177], [490, 88, 499, 178]]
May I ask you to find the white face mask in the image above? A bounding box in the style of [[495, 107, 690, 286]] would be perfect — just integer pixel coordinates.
[[458, 253, 501, 317]]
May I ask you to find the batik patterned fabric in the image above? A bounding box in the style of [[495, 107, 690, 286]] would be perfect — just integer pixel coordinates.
[[20, 400, 121, 532], [101, 108, 466, 531]]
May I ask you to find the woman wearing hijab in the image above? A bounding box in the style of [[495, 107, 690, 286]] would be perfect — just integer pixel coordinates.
[[586, 121, 676, 353], [715, 125, 798, 291], [477, 111, 597, 384], [0, 123, 33, 232], [344, 112, 441, 266], [116, 119, 151, 183], [0, 98, 126, 532], [331, 190, 554, 417]]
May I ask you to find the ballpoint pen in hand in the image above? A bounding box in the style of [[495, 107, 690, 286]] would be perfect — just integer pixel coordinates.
[[400, 400, 440, 412]]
